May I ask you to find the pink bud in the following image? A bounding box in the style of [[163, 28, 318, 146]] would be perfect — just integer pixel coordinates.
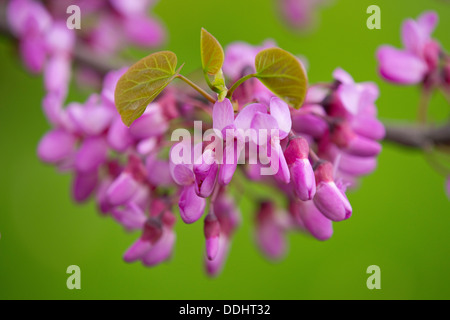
[[255, 202, 286, 260], [178, 185, 206, 224], [204, 213, 221, 261], [284, 137, 310, 165], [106, 172, 139, 206], [332, 123, 381, 157], [37, 129, 76, 164], [292, 200, 333, 241], [313, 162, 352, 222], [291, 158, 316, 201]]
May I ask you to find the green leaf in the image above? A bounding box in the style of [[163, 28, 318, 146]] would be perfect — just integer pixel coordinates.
[[114, 51, 179, 126], [211, 70, 228, 101], [255, 47, 308, 109], [200, 28, 225, 75]]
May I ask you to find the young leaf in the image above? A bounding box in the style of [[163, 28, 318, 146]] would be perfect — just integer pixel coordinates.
[[255, 47, 308, 109], [114, 51, 179, 126], [200, 28, 225, 75]]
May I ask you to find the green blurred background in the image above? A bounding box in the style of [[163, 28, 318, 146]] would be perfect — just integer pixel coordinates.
[[1, 0, 450, 300]]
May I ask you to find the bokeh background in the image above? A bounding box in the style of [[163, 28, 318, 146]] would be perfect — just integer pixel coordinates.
[[1, 0, 450, 300]]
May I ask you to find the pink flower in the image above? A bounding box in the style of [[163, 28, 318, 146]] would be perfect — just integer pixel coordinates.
[[313, 162, 352, 222], [376, 11, 440, 85]]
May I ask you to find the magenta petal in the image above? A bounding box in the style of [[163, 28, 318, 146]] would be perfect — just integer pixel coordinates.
[[402, 19, 425, 56], [45, 22, 75, 54], [80, 105, 115, 136], [123, 238, 152, 263], [291, 158, 316, 201], [129, 107, 168, 139], [234, 103, 267, 130], [376, 46, 427, 84], [110, 0, 151, 16], [111, 202, 147, 231], [333, 68, 354, 84], [313, 181, 352, 222], [171, 164, 195, 186], [106, 172, 139, 206], [96, 177, 113, 214], [75, 136, 108, 173], [251, 112, 279, 135], [338, 153, 377, 176], [142, 229, 176, 267], [146, 156, 174, 187], [20, 35, 46, 73], [72, 170, 98, 203], [101, 67, 128, 108], [269, 97, 291, 138], [107, 116, 133, 152], [352, 115, 385, 140], [194, 163, 218, 198], [205, 236, 230, 277], [213, 99, 235, 132], [206, 236, 220, 261], [256, 220, 286, 260], [417, 11, 438, 37], [179, 185, 206, 224], [44, 55, 71, 96], [296, 200, 333, 241], [38, 129, 76, 163], [346, 135, 382, 157], [204, 213, 221, 261], [124, 15, 165, 47], [336, 83, 360, 115], [275, 148, 291, 184], [292, 113, 327, 138]]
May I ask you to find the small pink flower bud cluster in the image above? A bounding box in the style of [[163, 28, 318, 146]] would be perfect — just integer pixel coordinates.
[[7, 0, 166, 117], [377, 11, 448, 89]]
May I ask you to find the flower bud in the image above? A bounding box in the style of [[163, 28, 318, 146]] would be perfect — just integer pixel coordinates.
[[255, 202, 286, 260], [313, 162, 352, 221], [204, 213, 221, 261], [106, 172, 139, 206], [292, 200, 333, 241], [123, 218, 163, 263], [178, 185, 206, 224], [332, 123, 381, 157]]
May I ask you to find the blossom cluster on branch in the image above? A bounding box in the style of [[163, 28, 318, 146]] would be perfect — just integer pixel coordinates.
[[6, 0, 165, 121], [376, 11, 450, 198], [1, 1, 448, 277]]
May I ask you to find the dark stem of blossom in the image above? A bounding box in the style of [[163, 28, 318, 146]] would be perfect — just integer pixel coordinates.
[[417, 87, 432, 124]]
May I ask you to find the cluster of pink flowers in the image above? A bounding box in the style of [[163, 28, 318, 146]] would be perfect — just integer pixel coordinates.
[[37, 39, 384, 275], [277, 0, 331, 31], [376, 11, 450, 198], [7, 0, 165, 119], [377, 11, 448, 88]]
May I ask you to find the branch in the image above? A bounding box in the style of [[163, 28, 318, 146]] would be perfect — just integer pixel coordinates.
[[0, 2, 127, 75], [383, 121, 450, 150]]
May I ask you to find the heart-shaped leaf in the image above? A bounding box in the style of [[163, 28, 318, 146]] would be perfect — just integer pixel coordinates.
[[114, 51, 179, 126], [255, 47, 308, 109], [200, 28, 225, 76]]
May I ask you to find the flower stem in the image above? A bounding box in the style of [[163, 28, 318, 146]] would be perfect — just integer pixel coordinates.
[[417, 87, 432, 124], [176, 74, 216, 104], [226, 73, 257, 99]]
